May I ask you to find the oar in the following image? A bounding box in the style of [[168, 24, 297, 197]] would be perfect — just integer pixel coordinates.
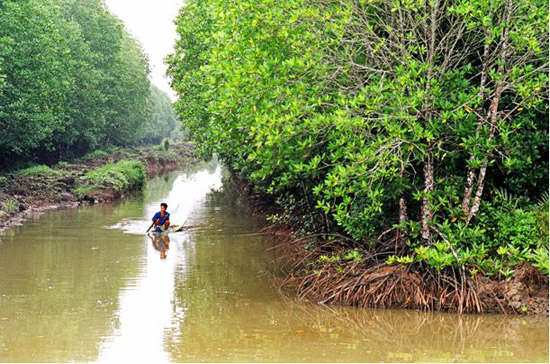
[[146, 218, 159, 233]]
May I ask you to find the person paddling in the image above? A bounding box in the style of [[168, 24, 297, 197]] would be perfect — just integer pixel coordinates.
[[150, 202, 170, 232]]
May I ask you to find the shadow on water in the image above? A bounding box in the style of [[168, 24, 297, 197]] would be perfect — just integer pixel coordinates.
[[0, 159, 547, 363]]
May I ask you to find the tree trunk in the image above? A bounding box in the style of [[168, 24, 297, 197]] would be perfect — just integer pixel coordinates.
[[462, 27, 491, 216], [397, 194, 408, 251], [421, 150, 434, 244], [467, 0, 511, 224], [467, 85, 503, 223], [420, 0, 438, 244], [396, 163, 409, 250]]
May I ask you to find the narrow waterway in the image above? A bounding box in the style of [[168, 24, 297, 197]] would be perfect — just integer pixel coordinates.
[[0, 160, 547, 362]]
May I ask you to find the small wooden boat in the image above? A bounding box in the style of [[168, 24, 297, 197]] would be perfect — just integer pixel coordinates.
[[151, 224, 184, 233]]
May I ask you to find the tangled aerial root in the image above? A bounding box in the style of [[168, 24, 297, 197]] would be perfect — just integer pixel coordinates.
[[272, 236, 548, 315], [283, 263, 487, 313]]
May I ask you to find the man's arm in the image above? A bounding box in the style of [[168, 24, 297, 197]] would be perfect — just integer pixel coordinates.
[[146, 218, 159, 232]]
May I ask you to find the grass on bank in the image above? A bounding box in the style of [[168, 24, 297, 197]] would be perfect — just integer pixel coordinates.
[[78, 147, 121, 161], [15, 165, 62, 177], [76, 160, 145, 197], [1, 198, 19, 214]]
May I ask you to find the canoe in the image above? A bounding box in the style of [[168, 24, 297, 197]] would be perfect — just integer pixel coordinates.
[[151, 224, 185, 233]]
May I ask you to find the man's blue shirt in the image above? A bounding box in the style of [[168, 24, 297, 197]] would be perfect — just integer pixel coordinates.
[[152, 211, 170, 225]]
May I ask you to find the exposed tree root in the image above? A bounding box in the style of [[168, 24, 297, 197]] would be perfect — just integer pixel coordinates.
[[271, 236, 548, 315]]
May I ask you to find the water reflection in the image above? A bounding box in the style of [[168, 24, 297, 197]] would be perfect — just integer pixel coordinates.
[[267, 297, 549, 362], [0, 205, 144, 362], [96, 236, 176, 363], [97, 160, 224, 362], [148, 233, 170, 260]]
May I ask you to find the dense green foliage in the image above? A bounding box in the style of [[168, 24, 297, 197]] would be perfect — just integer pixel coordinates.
[[143, 85, 178, 144], [15, 165, 62, 177], [167, 0, 548, 277], [0, 0, 176, 168], [75, 159, 145, 198]]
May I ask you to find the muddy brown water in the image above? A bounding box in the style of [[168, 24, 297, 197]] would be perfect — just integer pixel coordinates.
[[0, 160, 547, 362]]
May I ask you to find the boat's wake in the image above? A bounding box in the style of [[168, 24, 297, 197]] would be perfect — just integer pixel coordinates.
[[104, 217, 149, 235]]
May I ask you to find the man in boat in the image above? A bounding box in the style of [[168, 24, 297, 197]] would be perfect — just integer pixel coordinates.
[[151, 202, 170, 232]]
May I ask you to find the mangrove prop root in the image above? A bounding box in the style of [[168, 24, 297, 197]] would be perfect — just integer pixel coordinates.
[[278, 255, 548, 314]]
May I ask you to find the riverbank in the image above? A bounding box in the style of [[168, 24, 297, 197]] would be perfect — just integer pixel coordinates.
[[230, 173, 549, 316], [0, 143, 196, 233]]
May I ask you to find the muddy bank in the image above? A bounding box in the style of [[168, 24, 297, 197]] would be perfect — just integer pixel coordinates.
[[0, 143, 196, 232], [230, 173, 549, 316]]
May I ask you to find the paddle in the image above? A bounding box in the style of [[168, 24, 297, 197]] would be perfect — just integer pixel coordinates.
[[146, 218, 159, 233]]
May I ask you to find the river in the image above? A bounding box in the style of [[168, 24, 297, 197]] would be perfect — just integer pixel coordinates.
[[0, 159, 547, 362]]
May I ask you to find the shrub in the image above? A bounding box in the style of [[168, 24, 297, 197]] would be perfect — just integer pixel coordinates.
[[56, 161, 71, 168], [84, 160, 145, 192], [421, 201, 549, 276], [80, 149, 109, 161], [16, 165, 61, 176], [529, 247, 549, 275], [74, 186, 95, 199], [495, 209, 540, 249], [2, 198, 19, 214]]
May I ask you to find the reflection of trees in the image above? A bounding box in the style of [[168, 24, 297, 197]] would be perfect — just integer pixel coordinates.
[[277, 296, 548, 360], [143, 170, 181, 203], [0, 207, 143, 362], [184, 168, 265, 234]]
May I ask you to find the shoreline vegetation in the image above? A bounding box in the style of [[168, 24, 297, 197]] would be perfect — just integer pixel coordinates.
[[234, 173, 549, 316], [0, 143, 196, 233], [168, 0, 549, 315]]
